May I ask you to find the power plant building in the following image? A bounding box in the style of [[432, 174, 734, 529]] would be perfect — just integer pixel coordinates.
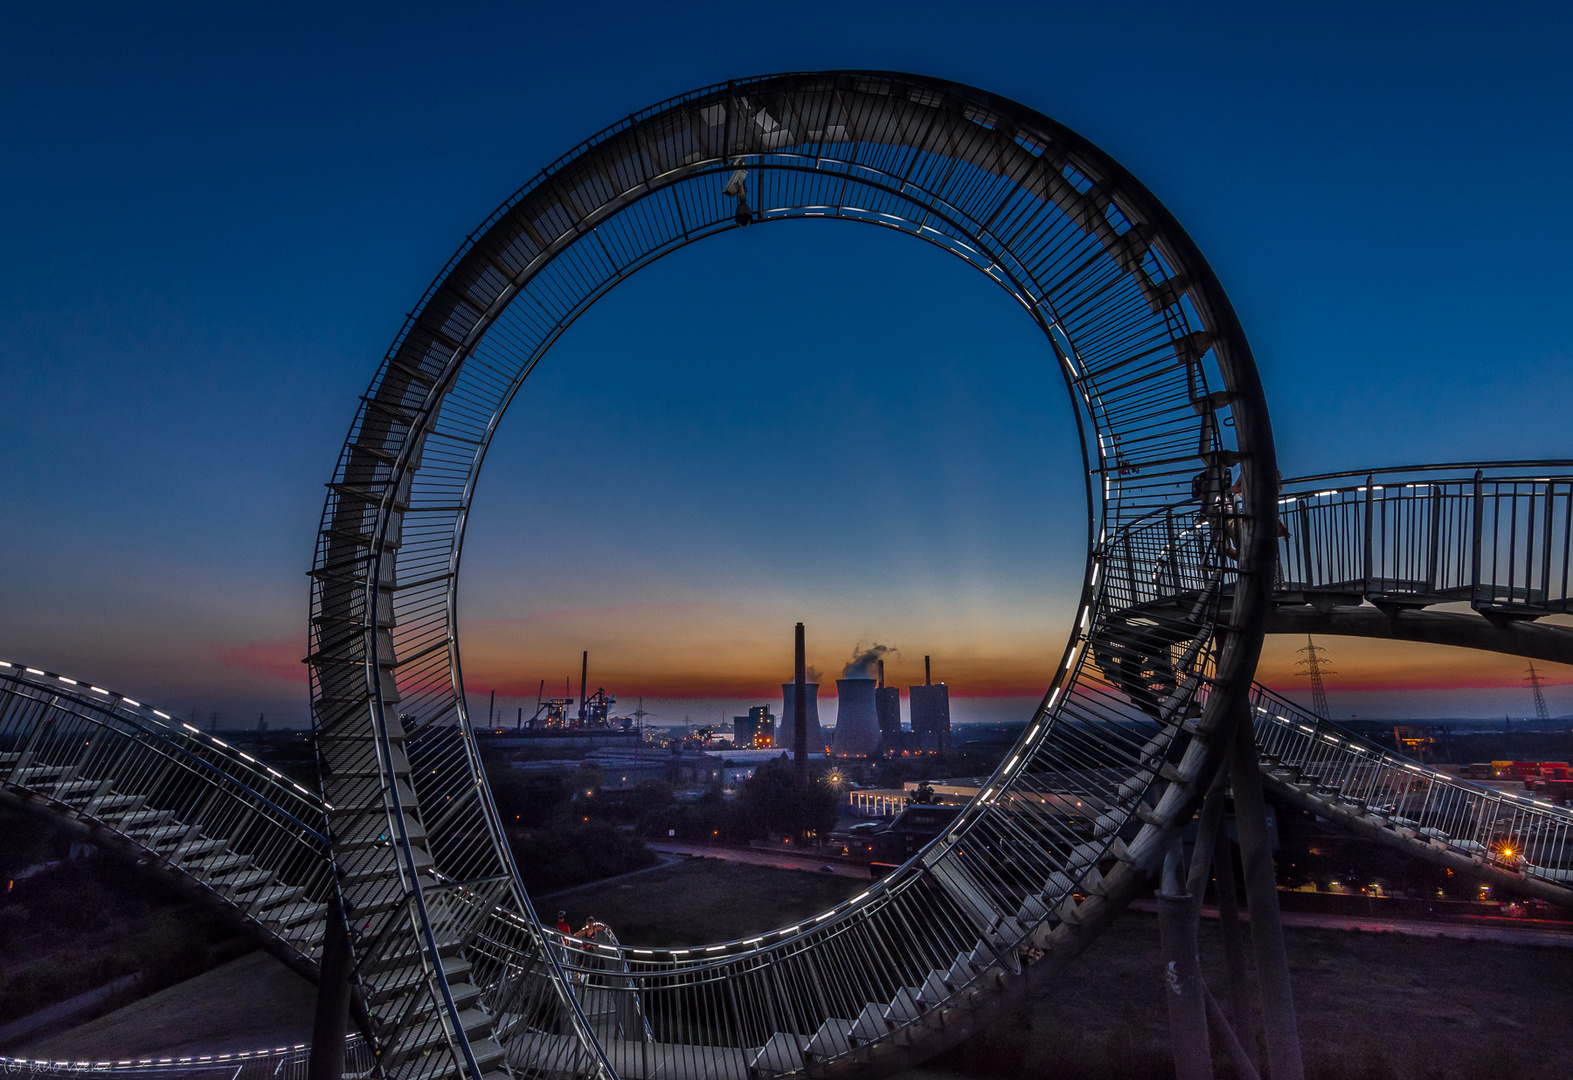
[[875, 660, 900, 736], [910, 656, 951, 751], [779, 682, 828, 755], [875, 686, 901, 735], [831, 678, 882, 758], [732, 706, 776, 749]]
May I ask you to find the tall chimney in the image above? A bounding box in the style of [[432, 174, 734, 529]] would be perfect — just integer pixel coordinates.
[[878, 659, 884, 688], [488, 689, 495, 726], [794, 623, 808, 784], [579, 651, 588, 724], [925, 655, 931, 685]]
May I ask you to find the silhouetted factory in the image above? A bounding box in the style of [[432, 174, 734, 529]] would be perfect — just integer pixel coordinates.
[[781, 652, 951, 759]]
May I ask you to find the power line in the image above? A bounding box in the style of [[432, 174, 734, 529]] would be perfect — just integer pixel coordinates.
[[1295, 636, 1335, 720]]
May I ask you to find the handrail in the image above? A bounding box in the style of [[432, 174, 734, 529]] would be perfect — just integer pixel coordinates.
[[1284, 461, 1573, 486]]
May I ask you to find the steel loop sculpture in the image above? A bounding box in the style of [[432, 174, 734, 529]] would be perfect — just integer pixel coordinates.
[[305, 70, 1278, 1080], [1, 71, 1569, 1080]]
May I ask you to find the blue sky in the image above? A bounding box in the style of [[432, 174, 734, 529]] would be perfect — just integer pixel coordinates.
[[2, 1, 1570, 725]]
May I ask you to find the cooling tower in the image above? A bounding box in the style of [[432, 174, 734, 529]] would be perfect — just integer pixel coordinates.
[[831, 678, 882, 758], [778, 682, 827, 755]]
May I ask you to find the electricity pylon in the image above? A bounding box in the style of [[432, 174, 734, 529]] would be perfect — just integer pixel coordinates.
[[1295, 636, 1335, 720], [1526, 661, 1552, 723]]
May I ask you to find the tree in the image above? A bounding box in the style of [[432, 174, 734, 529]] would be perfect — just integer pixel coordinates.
[[735, 757, 838, 844]]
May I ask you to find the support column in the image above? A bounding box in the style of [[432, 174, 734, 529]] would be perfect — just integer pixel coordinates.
[[1212, 811, 1254, 1049], [1228, 709, 1305, 1080], [307, 895, 354, 1080], [1187, 763, 1256, 1057], [1157, 840, 1212, 1080]]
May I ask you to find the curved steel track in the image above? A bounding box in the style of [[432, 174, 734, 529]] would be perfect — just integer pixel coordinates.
[[3, 71, 1568, 1080]]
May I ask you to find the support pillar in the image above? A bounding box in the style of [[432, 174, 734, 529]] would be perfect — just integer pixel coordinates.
[[1228, 708, 1305, 1080], [1212, 810, 1254, 1049], [307, 894, 354, 1080], [1187, 763, 1255, 1058], [1157, 840, 1212, 1080]]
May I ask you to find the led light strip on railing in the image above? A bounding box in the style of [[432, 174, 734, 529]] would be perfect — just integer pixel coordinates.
[[0, 660, 319, 802]]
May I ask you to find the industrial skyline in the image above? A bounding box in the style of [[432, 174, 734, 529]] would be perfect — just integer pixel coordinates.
[[2, 3, 1570, 726]]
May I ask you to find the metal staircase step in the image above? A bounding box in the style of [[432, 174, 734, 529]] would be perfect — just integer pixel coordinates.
[[915, 970, 950, 1009], [10, 766, 75, 783], [944, 952, 977, 990], [209, 868, 273, 894], [448, 980, 483, 1010], [384, 1009, 497, 1069], [246, 885, 303, 912], [183, 853, 252, 876], [171, 838, 228, 861], [883, 987, 923, 1025], [848, 1002, 888, 1043], [366, 953, 472, 1004], [266, 900, 324, 928], [466, 1038, 506, 1073], [114, 809, 173, 829], [805, 1017, 854, 1058], [750, 1032, 806, 1073], [281, 919, 326, 949], [339, 843, 433, 883], [133, 825, 189, 846], [83, 793, 142, 814]]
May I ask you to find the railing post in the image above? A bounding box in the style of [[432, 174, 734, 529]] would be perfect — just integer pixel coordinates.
[[1362, 474, 1375, 598], [1471, 469, 1485, 608], [1541, 481, 1555, 607], [1425, 485, 1442, 595]]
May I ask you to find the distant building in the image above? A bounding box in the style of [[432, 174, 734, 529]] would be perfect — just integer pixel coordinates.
[[869, 804, 963, 870], [875, 686, 901, 736], [909, 683, 951, 750], [733, 706, 776, 749]]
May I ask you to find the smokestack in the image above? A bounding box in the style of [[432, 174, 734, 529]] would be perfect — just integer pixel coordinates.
[[579, 651, 588, 724], [794, 623, 808, 784], [925, 655, 931, 685], [832, 678, 882, 758], [878, 659, 884, 688]]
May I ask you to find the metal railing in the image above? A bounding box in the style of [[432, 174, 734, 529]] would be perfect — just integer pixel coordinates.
[[0, 663, 332, 969], [0, 1040, 374, 1080], [1276, 463, 1573, 614], [1250, 683, 1573, 894]]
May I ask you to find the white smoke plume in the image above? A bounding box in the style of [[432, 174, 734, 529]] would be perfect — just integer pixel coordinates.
[[842, 643, 897, 680]]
